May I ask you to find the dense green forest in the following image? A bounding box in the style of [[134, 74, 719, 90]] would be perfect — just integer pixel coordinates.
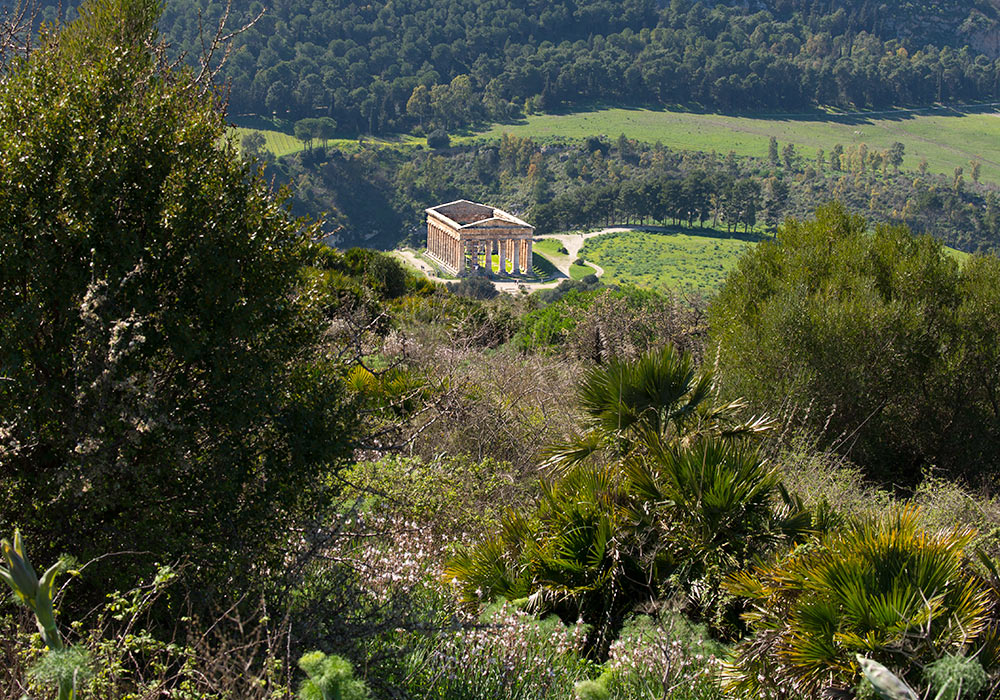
[[6, 1, 1000, 700], [37, 0, 1000, 134]]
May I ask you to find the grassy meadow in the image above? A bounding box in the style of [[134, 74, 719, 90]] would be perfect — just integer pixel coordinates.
[[230, 121, 426, 158], [475, 106, 1000, 184], [576, 227, 760, 292], [231, 107, 1000, 187]]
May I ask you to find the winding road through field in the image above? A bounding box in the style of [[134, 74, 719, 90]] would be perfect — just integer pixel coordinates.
[[533, 228, 631, 278]]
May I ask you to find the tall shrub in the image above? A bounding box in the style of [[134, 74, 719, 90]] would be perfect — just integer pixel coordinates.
[[0, 0, 356, 600], [710, 203, 1000, 483]]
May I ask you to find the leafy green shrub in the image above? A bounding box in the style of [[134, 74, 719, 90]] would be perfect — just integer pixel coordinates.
[[447, 347, 804, 651], [298, 651, 369, 700], [341, 454, 534, 534], [0, 0, 357, 603], [427, 128, 450, 148], [710, 202, 1000, 483], [573, 678, 609, 700], [924, 654, 988, 700], [449, 275, 499, 300]]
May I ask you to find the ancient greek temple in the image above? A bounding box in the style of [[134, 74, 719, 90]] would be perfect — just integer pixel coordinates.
[[425, 200, 534, 275]]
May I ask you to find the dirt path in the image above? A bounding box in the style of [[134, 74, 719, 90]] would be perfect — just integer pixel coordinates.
[[535, 226, 638, 277]]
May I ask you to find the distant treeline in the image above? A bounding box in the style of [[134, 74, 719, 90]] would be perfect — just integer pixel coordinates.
[[533, 172, 782, 235], [36, 0, 1000, 134]]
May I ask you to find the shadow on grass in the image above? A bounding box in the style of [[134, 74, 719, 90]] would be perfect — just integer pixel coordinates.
[[487, 100, 1000, 131], [605, 224, 767, 244]]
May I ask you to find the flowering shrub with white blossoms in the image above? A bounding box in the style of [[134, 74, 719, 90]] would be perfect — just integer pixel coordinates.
[[604, 613, 727, 700], [403, 602, 595, 700]]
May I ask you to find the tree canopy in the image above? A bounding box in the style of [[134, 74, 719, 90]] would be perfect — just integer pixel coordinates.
[[31, 0, 1000, 134], [709, 202, 1000, 483], [0, 0, 356, 597]]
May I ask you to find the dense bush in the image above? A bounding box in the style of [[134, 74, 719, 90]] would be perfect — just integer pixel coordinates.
[[710, 203, 1000, 484], [426, 128, 451, 149], [449, 275, 499, 300], [0, 0, 358, 604]]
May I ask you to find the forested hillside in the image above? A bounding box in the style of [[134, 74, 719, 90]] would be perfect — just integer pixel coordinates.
[[38, 0, 1000, 134]]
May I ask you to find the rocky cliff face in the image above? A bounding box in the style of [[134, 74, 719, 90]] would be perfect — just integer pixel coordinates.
[[960, 5, 1000, 58]]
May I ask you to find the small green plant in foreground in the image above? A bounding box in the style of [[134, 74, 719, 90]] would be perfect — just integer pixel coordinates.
[[1, 530, 90, 700], [297, 650, 370, 700]]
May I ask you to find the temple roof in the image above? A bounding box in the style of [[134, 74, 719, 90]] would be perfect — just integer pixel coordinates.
[[426, 199, 533, 231]]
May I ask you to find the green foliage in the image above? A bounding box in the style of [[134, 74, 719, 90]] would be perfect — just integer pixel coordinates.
[[725, 507, 993, 697], [28, 647, 93, 700], [573, 678, 609, 700], [93, 0, 1000, 136], [342, 454, 534, 533], [448, 275, 499, 300], [297, 651, 369, 700], [426, 128, 451, 149], [544, 344, 766, 471], [0, 0, 357, 602], [710, 202, 1000, 483], [447, 347, 799, 650], [924, 654, 988, 700], [1, 532, 88, 700]]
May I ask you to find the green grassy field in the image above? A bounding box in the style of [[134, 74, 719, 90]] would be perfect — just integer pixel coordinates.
[[568, 260, 597, 280], [229, 123, 426, 158], [475, 106, 1000, 185], [577, 227, 760, 293], [532, 239, 570, 268], [576, 226, 973, 293]]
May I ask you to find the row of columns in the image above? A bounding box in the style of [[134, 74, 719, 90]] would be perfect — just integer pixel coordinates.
[[427, 223, 533, 276], [473, 238, 533, 275], [427, 221, 466, 272]]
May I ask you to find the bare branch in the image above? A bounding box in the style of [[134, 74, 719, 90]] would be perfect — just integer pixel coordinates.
[[0, 0, 39, 75], [193, 0, 265, 96]]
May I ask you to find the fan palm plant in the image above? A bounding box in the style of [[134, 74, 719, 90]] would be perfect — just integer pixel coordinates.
[[543, 345, 771, 473], [445, 465, 651, 654], [724, 506, 993, 698], [447, 346, 802, 654]]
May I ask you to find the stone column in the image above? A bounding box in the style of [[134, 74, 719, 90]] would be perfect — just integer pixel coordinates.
[[497, 237, 506, 275], [457, 238, 465, 273], [525, 238, 533, 274], [512, 240, 520, 275], [484, 240, 492, 275]]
